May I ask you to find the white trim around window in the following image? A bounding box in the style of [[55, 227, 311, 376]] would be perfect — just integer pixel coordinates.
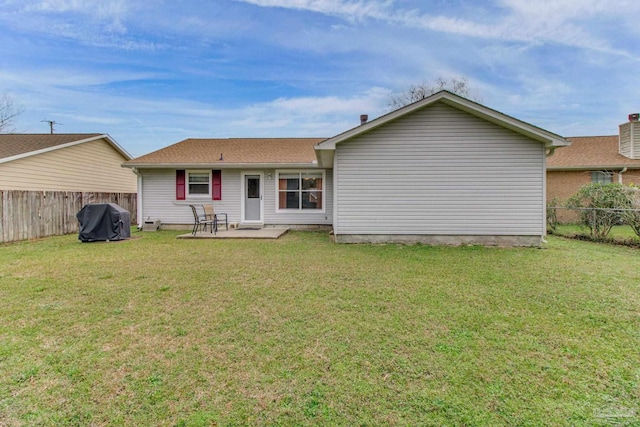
[[187, 169, 212, 198], [275, 170, 326, 213]]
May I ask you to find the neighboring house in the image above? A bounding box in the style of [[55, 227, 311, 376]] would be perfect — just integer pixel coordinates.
[[0, 133, 136, 192], [124, 91, 568, 246], [546, 114, 640, 203]]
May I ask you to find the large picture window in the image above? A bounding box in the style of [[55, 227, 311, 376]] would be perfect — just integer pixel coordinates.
[[277, 171, 323, 211]]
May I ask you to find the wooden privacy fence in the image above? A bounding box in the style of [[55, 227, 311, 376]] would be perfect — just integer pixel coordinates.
[[0, 191, 137, 243]]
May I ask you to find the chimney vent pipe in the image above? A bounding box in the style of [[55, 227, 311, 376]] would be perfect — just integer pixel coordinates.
[[360, 114, 368, 125]]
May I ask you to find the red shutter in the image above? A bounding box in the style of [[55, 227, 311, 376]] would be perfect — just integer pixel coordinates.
[[212, 170, 222, 200], [176, 170, 186, 200]]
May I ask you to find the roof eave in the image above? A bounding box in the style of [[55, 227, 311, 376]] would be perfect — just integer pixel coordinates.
[[123, 162, 321, 169], [314, 147, 334, 168], [548, 165, 640, 171], [102, 134, 133, 160]]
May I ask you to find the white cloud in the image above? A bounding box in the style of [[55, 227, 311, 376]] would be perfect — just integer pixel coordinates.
[[238, 0, 394, 21], [0, 0, 163, 49], [235, 0, 638, 57], [23, 0, 130, 32]]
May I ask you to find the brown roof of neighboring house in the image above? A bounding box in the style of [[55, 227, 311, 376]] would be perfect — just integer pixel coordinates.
[[547, 135, 640, 170], [0, 134, 104, 160], [125, 138, 327, 167]]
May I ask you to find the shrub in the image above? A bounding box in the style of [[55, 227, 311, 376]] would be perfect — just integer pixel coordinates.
[[620, 185, 640, 237], [546, 197, 561, 232], [566, 183, 631, 240]]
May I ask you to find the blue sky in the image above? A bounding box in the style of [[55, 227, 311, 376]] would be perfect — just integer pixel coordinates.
[[1, 0, 639, 157]]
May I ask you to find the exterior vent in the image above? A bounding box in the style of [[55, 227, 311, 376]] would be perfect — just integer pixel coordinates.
[[143, 218, 161, 231], [619, 113, 640, 159], [360, 114, 368, 125]]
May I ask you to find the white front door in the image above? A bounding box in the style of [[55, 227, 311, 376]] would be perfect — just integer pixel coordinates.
[[242, 172, 263, 223]]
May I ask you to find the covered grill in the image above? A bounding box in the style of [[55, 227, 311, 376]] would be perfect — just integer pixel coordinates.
[[76, 203, 131, 242]]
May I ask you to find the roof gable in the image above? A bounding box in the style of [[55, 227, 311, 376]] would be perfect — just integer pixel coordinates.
[[125, 138, 327, 168], [0, 134, 131, 164], [315, 91, 569, 167]]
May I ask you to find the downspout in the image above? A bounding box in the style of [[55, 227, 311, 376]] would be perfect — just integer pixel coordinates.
[[132, 168, 143, 229], [618, 167, 628, 184]]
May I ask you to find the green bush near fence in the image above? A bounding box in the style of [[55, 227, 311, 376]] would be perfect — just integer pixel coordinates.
[[564, 183, 640, 240]]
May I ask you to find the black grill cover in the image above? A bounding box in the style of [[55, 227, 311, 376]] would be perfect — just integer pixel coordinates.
[[76, 203, 131, 242]]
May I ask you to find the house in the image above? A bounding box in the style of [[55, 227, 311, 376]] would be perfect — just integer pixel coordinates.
[[547, 114, 640, 203], [124, 91, 569, 246], [0, 133, 136, 192]]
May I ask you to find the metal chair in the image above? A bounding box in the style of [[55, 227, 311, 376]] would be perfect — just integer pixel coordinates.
[[189, 204, 215, 235], [203, 204, 228, 234]]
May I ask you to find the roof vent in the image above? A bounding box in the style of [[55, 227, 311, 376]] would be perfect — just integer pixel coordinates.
[[360, 114, 368, 125], [629, 113, 639, 122]]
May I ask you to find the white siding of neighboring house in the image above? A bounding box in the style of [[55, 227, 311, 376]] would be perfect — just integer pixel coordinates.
[[139, 168, 332, 227], [333, 103, 546, 239], [0, 138, 136, 192]]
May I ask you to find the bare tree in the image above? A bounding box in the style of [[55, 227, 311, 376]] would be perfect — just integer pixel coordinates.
[[0, 92, 25, 133], [389, 77, 480, 110]]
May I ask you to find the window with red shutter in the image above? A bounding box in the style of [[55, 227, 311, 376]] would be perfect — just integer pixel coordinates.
[[176, 170, 186, 200], [212, 170, 222, 200]]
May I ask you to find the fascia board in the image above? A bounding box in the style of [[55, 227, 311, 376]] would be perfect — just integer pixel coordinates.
[[547, 165, 640, 171], [102, 134, 133, 160], [123, 162, 322, 169]]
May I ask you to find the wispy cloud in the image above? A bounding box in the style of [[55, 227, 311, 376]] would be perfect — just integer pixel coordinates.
[[236, 0, 639, 57], [23, 0, 130, 32], [238, 0, 394, 21], [0, 0, 166, 50]]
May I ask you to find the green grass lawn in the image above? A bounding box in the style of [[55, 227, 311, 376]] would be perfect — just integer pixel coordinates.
[[551, 224, 640, 244], [1, 231, 639, 426]]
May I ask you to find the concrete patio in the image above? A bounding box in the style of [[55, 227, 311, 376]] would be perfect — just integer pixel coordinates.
[[176, 227, 289, 239]]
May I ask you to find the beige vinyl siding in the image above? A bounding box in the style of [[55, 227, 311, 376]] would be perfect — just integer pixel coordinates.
[[334, 103, 545, 236], [619, 121, 640, 159], [619, 123, 632, 158], [0, 138, 136, 192]]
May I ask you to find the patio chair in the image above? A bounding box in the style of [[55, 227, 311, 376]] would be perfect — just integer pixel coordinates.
[[203, 204, 228, 233], [189, 204, 215, 235]]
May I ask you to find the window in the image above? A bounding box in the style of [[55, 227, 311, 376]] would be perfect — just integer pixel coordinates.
[[277, 171, 323, 211], [591, 171, 612, 184], [188, 171, 210, 195], [176, 169, 222, 200]]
